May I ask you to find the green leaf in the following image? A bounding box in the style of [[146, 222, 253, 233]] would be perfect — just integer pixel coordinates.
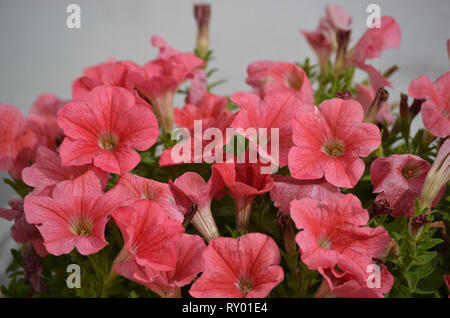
[[404, 272, 420, 292], [412, 251, 437, 265], [418, 238, 443, 251]]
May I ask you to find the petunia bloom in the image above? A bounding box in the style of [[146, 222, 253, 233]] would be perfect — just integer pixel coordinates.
[[189, 233, 284, 298], [72, 59, 141, 101], [345, 16, 401, 89], [0, 104, 38, 179], [288, 98, 381, 188], [231, 90, 305, 168], [213, 161, 273, 230], [245, 61, 314, 104], [160, 93, 235, 166], [132, 37, 205, 133], [112, 200, 184, 272], [57, 86, 159, 175], [408, 71, 450, 138], [301, 5, 352, 72], [116, 173, 183, 223], [23, 174, 129, 256], [169, 171, 223, 241], [370, 154, 435, 217], [132, 233, 206, 298], [270, 175, 339, 214], [290, 193, 392, 297], [22, 146, 108, 197], [0, 198, 47, 257]]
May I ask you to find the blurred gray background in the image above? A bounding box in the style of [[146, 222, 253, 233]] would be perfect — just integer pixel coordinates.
[[0, 0, 449, 285]]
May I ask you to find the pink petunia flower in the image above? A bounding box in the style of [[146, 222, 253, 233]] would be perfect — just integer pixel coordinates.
[[0, 198, 47, 257], [213, 162, 273, 230], [132, 37, 205, 133], [270, 175, 339, 214], [132, 233, 206, 298], [189, 233, 284, 298], [57, 86, 159, 175], [23, 94, 65, 152], [22, 146, 108, 197], [23, 173, 129, 256], [290, 193, 392, 297], [301, 5, 352, 72], [245, 61, 314, 104], [152, 35, 208, 106], [72, 59, 141, 101], [346, 16, 401, 89], [408, 71, 450, 138], [160, 93, 236, 166], [112, 200, 184, 272], [116, 173, 183, 223], [231, 90, 305, 168], [288, 98, 381, 188], [169, 171, 224, 241], [370, 154, 437, 218], [315, 260, 394, 298], [0, 104, 39, 179], [355, 83, 395, 126]]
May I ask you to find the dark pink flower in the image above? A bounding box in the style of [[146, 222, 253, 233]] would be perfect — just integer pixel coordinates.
[[245, 61, 314, 104], [169, 171, 224, 241], [0, 198, 47, 257], [213, 162, 273, 230], [22, 146, 108, 196], [370, 154, 442, 217], [132, 38, 204, 133], [290, 193, 391, 297], [288, 98, 381, 188], [185, 68, 208, 106], [134, 234, 206, 298], [270, 175, 339, 214], [231, 90, 305, 168], [57, 86, 159, 175], [23, 176, 129, 256], [116, 173, 183, 223], [189, 233, 284, 298], [408, 71, 450, 138], [112, 200, 184, 271]]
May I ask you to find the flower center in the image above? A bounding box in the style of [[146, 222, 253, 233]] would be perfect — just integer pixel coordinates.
[[318, 236, 332, 250], [70, 217, 93, 236], [236, 276, 254, 294], [322, 139, 345, 157], [285, 72, 303, 90], [401, 164, 419, 179], [98, 132, 119, 151]]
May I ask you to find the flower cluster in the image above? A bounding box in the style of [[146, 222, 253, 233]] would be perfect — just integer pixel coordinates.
[[0, 4, 448, 298]]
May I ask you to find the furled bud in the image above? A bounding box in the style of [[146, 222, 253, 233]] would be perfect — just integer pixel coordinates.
[[276, 211, 296, 256], [194, 4, 211, 60], [420, 139, 450, 210], [333, 29, 351, 76], [365, 87, 389, 123]]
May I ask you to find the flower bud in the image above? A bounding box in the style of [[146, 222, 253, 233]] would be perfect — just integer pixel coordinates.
[[420, 139, 450, 210], [194, 4, 211, 60]]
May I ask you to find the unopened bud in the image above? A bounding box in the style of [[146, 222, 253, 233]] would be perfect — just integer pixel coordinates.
[[420, 139, 450, 210], [194, 4, 211, 60], [365, 87, 389, 123], [408, 215, 429, 240]]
